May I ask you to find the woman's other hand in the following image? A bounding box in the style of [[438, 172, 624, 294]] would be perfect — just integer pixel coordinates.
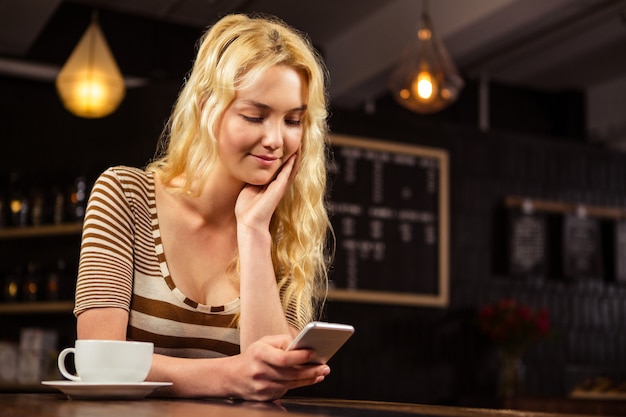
[[235, 153, 297, 234], [227, 333, 329, 401]]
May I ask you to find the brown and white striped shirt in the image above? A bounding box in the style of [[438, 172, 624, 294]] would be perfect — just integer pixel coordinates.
[[74, 166, 257, 358]]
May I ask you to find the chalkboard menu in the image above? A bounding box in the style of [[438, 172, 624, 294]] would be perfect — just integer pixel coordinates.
[[327, 134, 449, 307], [507, 209, 547, 277], [562, 214, 603, 281]]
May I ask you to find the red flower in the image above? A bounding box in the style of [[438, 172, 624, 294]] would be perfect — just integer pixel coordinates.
[[477, 299, 550, 356], [517, 306, 531, 321], [478, 305, 494, 320]]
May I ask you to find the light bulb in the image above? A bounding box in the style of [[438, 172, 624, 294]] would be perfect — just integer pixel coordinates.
[[76, 77, 107, 109], [414, 71, 437, 101], [388, 0, 464, 114], [56, 15, 125, 118], [418, 28, 431, 41]]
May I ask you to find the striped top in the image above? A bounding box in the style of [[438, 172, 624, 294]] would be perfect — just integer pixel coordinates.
[[75, 166, 256, 358]]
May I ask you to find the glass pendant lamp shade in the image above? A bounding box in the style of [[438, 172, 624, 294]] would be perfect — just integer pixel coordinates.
[[55, 15, 125, 118], [389, 1, 464, 114]]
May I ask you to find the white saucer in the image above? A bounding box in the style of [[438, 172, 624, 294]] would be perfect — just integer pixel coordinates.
[[41, 381, 173, 400]]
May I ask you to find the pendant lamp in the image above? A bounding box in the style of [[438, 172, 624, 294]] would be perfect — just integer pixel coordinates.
[[55, 12, 125, 118], [389, 0, 464, 114]]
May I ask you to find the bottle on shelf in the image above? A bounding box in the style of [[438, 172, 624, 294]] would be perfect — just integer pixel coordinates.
[[3, 265, 23, 302], [0, 173, 92, 229], [9, 193, 29, 228], [51, 187, 65, 225], [6, 172, 33, 228], [31, 190, 44, 227], [22, 262, 42, 302], [46, 259, 73, 301], [69, 177, 88, 222]]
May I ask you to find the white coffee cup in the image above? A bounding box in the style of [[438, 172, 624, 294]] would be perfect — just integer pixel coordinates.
[[57, 340, 153, 383]]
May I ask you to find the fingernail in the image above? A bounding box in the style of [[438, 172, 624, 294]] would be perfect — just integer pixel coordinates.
[[322, 366, 330, 376]]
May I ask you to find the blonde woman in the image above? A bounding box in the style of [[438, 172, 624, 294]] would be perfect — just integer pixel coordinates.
[[74, 13, 332, 400]]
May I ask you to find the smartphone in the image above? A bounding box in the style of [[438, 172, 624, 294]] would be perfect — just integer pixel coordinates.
[[286, 321, 355, 364]]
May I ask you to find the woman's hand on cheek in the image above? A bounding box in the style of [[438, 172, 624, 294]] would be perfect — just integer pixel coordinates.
[[235, 153, 298, 234], [228, 334, 330, 401]]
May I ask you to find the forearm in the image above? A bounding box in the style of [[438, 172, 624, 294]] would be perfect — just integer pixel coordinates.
[[237, 228, 294, 350], [147, 353, 237, 398], [148, 335, 327, 401]]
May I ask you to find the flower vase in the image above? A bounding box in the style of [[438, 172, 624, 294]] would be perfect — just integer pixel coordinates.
[[498, 351, 525, 399]]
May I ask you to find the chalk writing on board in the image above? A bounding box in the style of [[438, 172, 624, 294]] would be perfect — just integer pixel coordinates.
[[507, 211, 547, 277], [562, 215, 603, 281], [326, 134, 449, 307]]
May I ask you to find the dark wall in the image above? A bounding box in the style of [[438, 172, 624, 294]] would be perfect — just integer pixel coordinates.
[[2, 75, 624, 406], [295, 95, 625, 406], [0, 77, 181, 182]]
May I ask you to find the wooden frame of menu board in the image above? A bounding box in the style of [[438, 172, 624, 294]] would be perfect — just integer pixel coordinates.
[[326, 134, 449, 307]]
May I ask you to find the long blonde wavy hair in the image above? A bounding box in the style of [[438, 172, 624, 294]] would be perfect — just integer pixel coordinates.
[[147, 14, 332, 329]]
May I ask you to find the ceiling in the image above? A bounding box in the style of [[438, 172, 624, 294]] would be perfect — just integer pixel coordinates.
[[1, 0, 626, 117]]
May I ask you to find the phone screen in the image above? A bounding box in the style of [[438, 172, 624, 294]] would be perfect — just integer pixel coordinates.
[[287, 322, 354, 364]]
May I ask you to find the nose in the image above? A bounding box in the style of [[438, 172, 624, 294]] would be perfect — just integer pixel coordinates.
[[261, 119, 283, 150]]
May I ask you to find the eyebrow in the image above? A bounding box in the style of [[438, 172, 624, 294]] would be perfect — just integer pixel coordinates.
[[242, 100, 307, 113]]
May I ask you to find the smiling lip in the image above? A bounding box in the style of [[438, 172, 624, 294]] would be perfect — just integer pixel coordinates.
[[251, 154, 280, 166]]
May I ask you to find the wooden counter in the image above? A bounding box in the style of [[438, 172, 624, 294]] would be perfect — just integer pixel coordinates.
[[505, 396, 626, 416], [0, 394, 618, 417]]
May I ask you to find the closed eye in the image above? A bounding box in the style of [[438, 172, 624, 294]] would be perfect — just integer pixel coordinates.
[[241, 114, 301, 127], [241, 115, 263, 123]]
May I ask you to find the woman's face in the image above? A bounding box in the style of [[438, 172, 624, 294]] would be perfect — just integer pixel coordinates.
[[216, 64, 307, 186]]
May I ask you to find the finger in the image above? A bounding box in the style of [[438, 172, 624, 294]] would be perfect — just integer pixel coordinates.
[[248, 373, 324, 401], [275, 365, 331, 390], [261, 155, 297, 199], [256, 336, 317, 368], [260, 359, 329, 385], [258, 334, 293, 350], [274, 153, 297, 185], [267, 345, 316, 367], [288, 148, 301, 183]]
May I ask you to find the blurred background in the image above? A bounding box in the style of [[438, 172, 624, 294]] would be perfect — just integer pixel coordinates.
[[1, 0, 626, 412]]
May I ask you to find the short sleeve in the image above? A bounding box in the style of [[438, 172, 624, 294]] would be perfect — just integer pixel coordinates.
[[73, 168, 136, 317]]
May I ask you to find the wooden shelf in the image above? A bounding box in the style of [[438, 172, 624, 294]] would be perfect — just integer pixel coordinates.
[[0, 301, 74, 314], [328, 288, 448, 307], [504, 195, 626, 220], [0, 223, 82, 240]]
